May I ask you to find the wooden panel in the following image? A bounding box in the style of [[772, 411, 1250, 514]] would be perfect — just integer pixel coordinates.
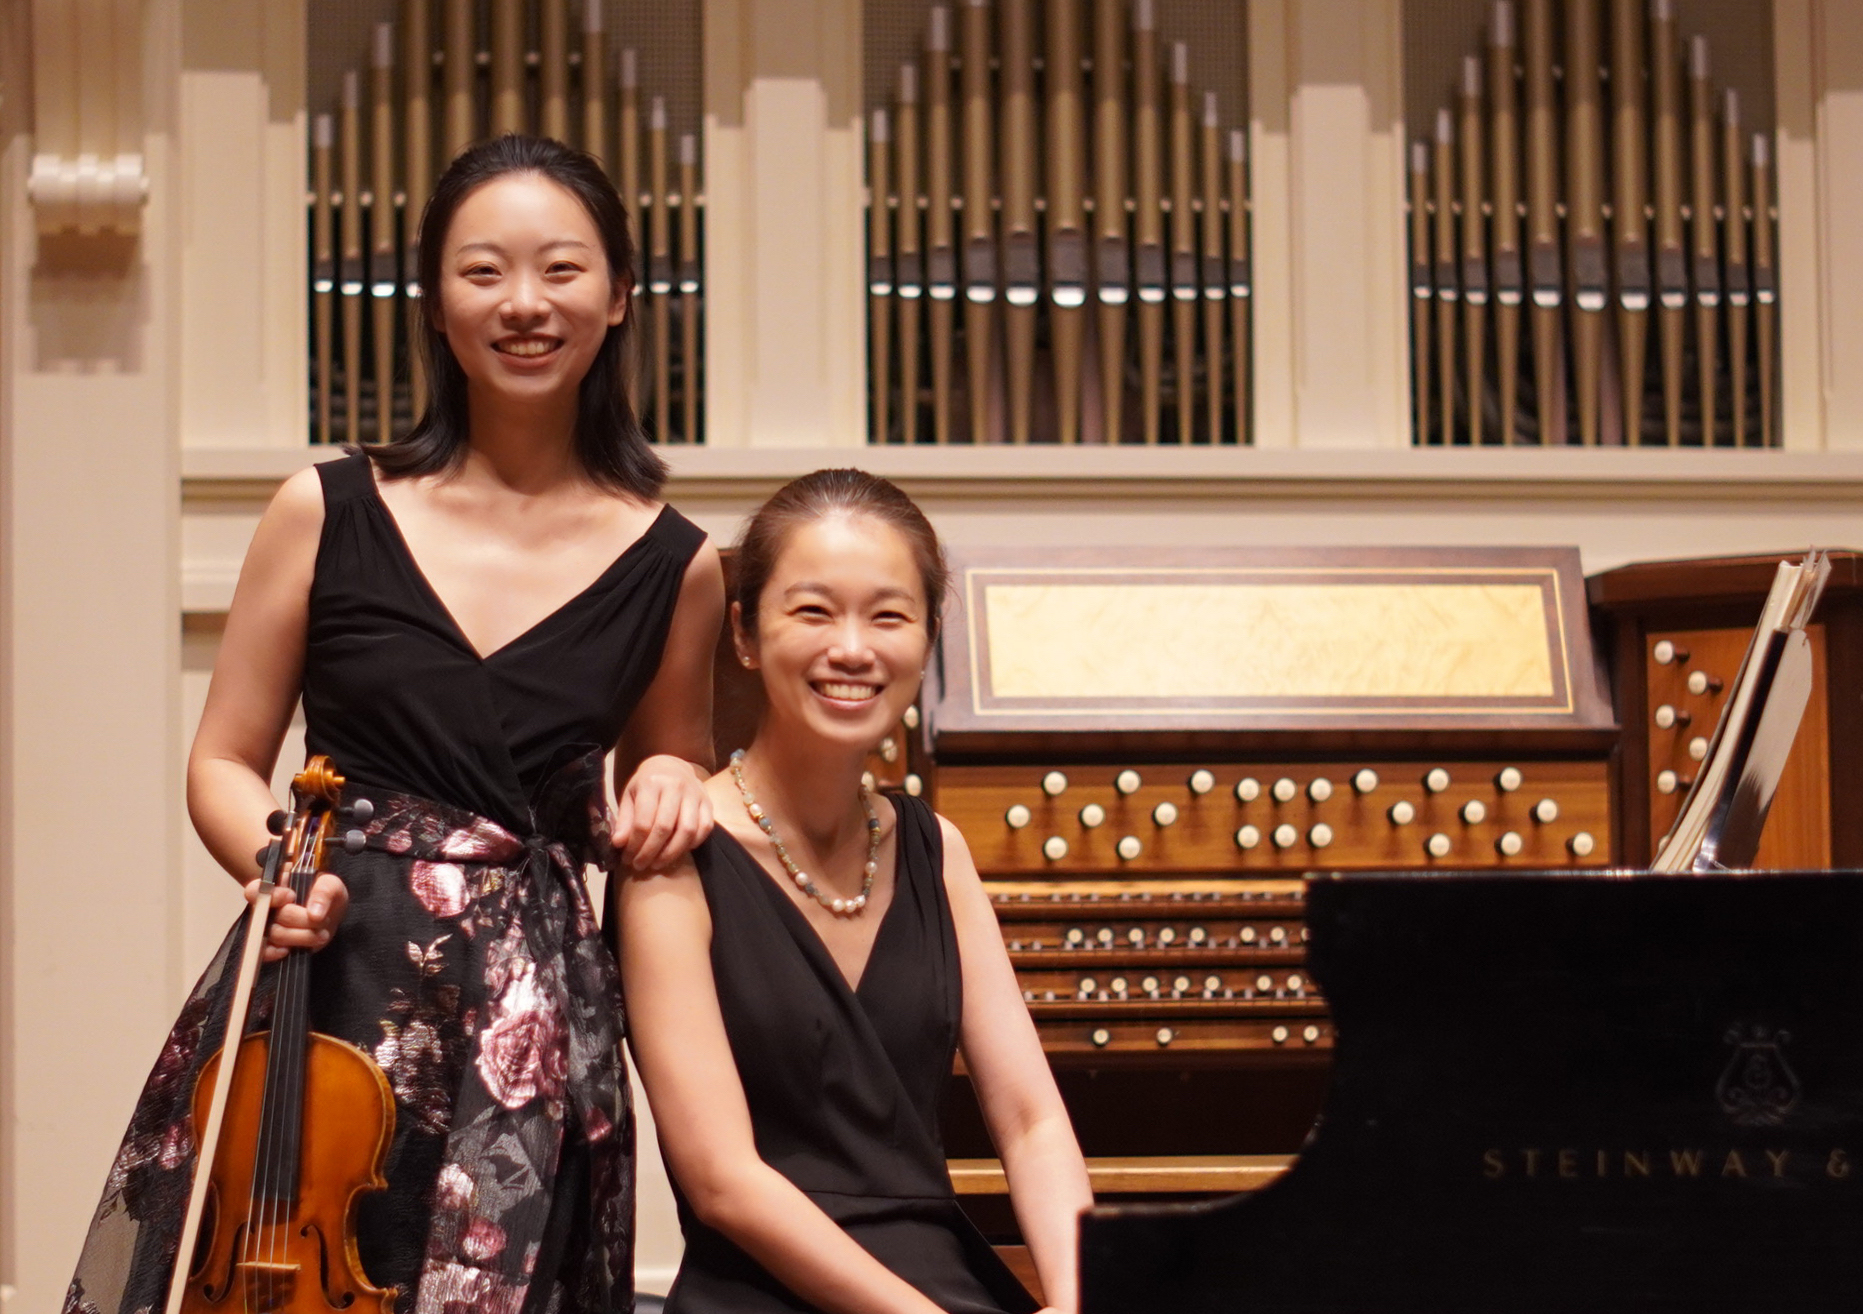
[[941, 759, 1612, 873], [933, 546, 1616, 751], [951, 1154, 1291, 1196], [1644, 624, 1831, 868]]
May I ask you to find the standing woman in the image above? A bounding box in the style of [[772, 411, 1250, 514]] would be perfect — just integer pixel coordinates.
[[621, 471, 1092, 1314], [64, 135, 722, 1314]]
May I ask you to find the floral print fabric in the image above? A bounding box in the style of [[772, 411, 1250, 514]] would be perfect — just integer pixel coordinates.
[[64, 751, 634, 1314]]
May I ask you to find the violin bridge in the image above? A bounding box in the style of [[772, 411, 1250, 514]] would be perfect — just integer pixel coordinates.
[[237, 1260, 300, 1310]]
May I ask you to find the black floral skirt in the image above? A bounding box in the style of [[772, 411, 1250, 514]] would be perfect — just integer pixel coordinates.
[[65, 753, 635, 1314]]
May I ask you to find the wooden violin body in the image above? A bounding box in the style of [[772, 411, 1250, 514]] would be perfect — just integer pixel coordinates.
[[181, 1032, 395, 1312], [168, 755, 398, 1313]]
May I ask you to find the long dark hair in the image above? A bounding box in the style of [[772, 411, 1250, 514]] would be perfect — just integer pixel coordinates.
[[368, 134, 667, 498], [733, 469, 950, 643]]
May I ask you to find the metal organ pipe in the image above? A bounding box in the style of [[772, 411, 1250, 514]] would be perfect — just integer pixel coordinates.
[[1412, 0, 1778, 448]]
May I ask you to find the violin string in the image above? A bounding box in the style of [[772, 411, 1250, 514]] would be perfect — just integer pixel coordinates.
[[276, 826, 317, 1299]]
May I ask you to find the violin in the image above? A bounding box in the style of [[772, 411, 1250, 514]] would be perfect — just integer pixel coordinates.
[[167, 756, 397, 1313]]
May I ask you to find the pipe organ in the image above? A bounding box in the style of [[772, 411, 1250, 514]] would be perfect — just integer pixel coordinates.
[[864, 1, 1252, 446], [306, 0, 703, 447], [1408, 0, 1778, 447]]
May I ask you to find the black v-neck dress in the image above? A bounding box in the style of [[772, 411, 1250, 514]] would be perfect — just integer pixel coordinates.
[[65, 452, 705, 1314], [664, 794, 1040, 1314]]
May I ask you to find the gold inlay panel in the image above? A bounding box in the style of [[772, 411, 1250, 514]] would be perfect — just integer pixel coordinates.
[[980, 580, 1557, 703]]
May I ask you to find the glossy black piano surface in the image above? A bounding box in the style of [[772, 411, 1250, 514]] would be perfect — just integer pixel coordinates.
[[1080, 869, 1863, 1312]]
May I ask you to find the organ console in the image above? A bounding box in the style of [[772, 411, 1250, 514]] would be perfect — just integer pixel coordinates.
[[907, 545, 1617, 1277]]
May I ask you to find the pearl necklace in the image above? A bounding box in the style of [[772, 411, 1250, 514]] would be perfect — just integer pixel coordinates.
[[729, 749, 881, 916]]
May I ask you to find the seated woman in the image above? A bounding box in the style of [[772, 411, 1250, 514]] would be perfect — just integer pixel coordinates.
[[620, 470, 1092, 1314]]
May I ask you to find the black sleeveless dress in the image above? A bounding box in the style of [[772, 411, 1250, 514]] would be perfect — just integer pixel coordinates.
[[65, 452, 705, 1314], [664, 795, 1040, 1314]]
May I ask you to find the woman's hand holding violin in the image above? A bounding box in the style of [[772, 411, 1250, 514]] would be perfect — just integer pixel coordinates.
[[246, 872, 350, 962], [614, 753, 714, 872]]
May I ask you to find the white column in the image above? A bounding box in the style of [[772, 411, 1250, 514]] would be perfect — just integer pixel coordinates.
[[1251, 0, 1409, 450], [703, 0, 866, 449], [0, 2, 184, 1308]]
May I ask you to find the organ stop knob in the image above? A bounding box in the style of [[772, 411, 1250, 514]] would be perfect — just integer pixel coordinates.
[[1271, 777, 1298, 804], [1532, 798, 1559, 824], [1496, 831, 1524, 857], [1686, 670, 1722, 696], [1654, 704, 1687, 729], [1308, 778, 1333, 803], [1461, 800, 1487, 824], [1689, 736, 1710, 762], [1115, 769, 1143, 795], [1353, 768, 1380, 794], [1188, 769, 1216, 794], [1308, 823, 1334, 849], [1656, 770, 1681, 795], [1005, 804, 1032, 829], [1272, 1025, 1290, 1045], [1271, 824, 1298, 850], [1234, 825, 1262, 850], [1078, 802, 1106, 828], [1388, 800, 1416, 826], [1652, 639, 1687, 665], [1117, 836, 1143, 860], [1152, 801, 1179, 827], [1424, 767, 1452, 793], [1041, 771, 1069, 796], [1495, 767, 1523, 792], [1568, 832, 1597, 858], [1235, 777, 1262, 802], [1425, 832, 1453, 858], [1042, 836, 1069, 861]]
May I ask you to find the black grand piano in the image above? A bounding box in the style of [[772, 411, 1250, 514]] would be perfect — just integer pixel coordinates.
[[1081, 868, 1863, 1312]]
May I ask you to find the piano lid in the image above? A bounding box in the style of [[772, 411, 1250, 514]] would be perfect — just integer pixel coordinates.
[[1080, 869, 1863, 1313], [930, 546, 1615, 758]]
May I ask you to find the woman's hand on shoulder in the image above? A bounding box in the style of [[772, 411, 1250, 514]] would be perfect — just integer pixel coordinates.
[[614, 753, 714, 871]]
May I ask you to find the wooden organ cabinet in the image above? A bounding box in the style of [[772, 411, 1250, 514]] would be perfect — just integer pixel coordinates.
[[910, 546, 1619, 1245], [1589, 550, 1863, 869]]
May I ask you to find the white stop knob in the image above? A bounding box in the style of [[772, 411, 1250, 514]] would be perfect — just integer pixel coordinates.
[[902, 705, 921, 729], [1689, 736, 1709, 762], [1654, 704, 1679, 729], [1426, 832, 1453, 858], [1495, 767, 1523, 792], [1272, 823, 1299, 849], [1152, 801, 1179, 827], [1235, 777, 1261, 803], [1116, 835, 1142, 860], [1496, 831, 1524, 857], [1461, 799, 1487, 825], [1042, 835, 1069, 861], [1308, 823, 1334, 849], [1078, 802, 1106, 828], [1091, 1028, 1111, 1047], [1006, 804, 1032, 829], [1155, 1027, 1175, 1047], [1568, 831, 1596, 858], [904, 773, 923, 796], [1272, 1025, 1290, 1045], [1686, 670, 1714, 696], [1424, 767, 1452, 793], [1115, 769, 1142, 795], [1272, 777, 1298, 804], [1308, 778, 1333, 803], [1188, 769, 1216, 795], [1388, 800, 1416, 826], [1042, 771, 1068, 796], [1303, 1025, 1322, 1044], [1656, 770, 1679, 795], [1653, 639, 1677, 664], [1234, 825, 1261, 850], [1532, 798, 1559, 824]]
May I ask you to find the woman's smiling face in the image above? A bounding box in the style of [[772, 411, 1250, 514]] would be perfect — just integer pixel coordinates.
[[432, 172, 626, 405], [739, 513, 932, 753]]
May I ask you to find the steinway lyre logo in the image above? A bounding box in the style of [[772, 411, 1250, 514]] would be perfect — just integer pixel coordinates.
[[1716, 1024, 1801, 1128]]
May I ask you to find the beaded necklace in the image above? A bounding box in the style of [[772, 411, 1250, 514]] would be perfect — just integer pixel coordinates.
[[729, 748, 881, 916]]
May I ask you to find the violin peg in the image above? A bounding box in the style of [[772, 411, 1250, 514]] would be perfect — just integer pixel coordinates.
[[266, 809, 289, 835], [254, 844, 275, 870], [343, 829, 368, 854], [344, 798, 375, 824]]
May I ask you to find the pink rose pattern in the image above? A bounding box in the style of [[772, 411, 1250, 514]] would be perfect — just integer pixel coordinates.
[[63, 750, 632, 1314]]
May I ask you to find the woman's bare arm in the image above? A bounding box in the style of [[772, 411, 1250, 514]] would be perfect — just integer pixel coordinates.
[[186, 466, 345, 956], [942, 816, 1093, 1314], [613, 538, 724, 869], [619, 864, 946, 1314]]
